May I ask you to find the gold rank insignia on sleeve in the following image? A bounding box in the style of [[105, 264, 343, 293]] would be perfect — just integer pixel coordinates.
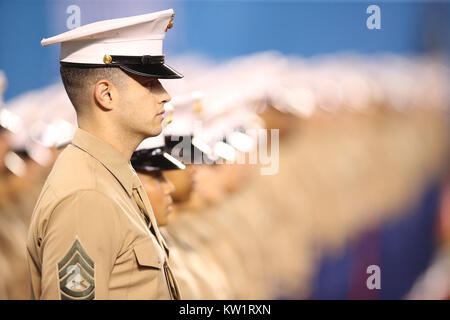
[[57, 239, 95, 300]]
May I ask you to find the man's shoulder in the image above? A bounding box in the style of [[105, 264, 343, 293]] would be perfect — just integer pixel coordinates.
[[28, 145, 122, 244], [45, 144, 97, 196], [32, 144, 117, 215]]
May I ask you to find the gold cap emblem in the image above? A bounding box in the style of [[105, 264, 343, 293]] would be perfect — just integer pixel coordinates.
[[165, 114, 173, 125], [194, 100, 203, 113], [165, 14, 175, 32], [103, 54, 112, 64]]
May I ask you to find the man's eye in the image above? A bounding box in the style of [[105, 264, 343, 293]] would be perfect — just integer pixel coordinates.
[[145, 79, 158, 87]]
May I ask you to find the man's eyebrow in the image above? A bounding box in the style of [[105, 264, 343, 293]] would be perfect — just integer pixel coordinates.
[[138, 78, 152, 87], [144, 78, 157, 84]]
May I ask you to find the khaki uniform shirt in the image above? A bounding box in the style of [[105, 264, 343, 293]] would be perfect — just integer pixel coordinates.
[[26, 129, 180, 300], [165, 213, 233, 299], [159, 228, 201, 299]]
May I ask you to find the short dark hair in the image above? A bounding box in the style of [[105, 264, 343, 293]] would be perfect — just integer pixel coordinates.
[[60, 65, 127, 113]]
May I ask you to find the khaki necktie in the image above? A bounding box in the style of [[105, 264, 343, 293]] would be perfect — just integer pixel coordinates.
[[131, 179, 166, 249], [132, 185, 153, 230], [131, 174, 181, 300]]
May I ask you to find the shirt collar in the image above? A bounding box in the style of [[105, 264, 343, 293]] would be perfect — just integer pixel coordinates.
[[71, 128, 137, 197]]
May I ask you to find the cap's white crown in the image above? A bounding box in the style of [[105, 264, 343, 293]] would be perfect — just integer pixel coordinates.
[[41, 9, 174, 64]]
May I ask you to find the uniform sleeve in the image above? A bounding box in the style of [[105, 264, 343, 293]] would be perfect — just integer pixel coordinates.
[[39, 190, 123, 300]]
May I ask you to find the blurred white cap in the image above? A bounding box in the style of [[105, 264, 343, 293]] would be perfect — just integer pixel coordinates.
[[164, 90, 204, 136], [136, 133, 165, 151]]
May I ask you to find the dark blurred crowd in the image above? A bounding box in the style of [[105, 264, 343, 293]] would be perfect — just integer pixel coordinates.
[[0, 52, 449, 299]]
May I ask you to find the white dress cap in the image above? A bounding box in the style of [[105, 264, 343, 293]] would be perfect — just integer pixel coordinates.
[[132, 133, 185, 172], [41, 9, 182, 79], [136, 133, 165, 151]]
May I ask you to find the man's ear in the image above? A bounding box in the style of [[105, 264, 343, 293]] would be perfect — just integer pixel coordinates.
[[93, 80, 115, 110]]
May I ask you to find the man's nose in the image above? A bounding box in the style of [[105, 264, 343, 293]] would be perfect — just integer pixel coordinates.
[[159, 83, 171, 104]]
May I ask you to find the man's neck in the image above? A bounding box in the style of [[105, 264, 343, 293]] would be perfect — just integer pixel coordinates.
[[78, 123, 142, 161]]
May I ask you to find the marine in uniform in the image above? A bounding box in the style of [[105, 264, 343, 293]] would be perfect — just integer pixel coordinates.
[[26, 9, 183, 300], [160, 95, 237, 299], [130, 134, 204, 299], [131, 134, 185, 226]]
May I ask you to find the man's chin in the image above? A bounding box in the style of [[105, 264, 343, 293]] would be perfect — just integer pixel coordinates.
[[144, 126, 163, 138]]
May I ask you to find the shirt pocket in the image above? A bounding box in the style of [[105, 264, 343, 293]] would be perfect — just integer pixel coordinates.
[[133, 237, 165, 270]]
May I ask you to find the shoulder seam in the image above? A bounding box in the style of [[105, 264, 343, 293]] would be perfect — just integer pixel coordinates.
[[46, 188, 124, 235]]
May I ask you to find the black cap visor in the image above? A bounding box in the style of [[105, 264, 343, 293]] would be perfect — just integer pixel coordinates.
[[165, 135, 215, 164], [131, 149, 185, 173], [120, 63, 183, 79], [61, 54, 183, 79]]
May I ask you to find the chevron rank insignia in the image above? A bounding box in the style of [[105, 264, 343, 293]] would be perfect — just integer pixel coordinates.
[[57, 239, 95, 300]]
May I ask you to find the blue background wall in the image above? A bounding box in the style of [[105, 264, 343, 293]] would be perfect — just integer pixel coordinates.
[[0, 0, 448, 101]]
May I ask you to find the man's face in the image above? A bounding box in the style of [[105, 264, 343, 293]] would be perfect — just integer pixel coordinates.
[[163, 164, 197, 203], [193, 165, 226, 206], [138, 171, 174, 226], [117, 74, 171, 138]]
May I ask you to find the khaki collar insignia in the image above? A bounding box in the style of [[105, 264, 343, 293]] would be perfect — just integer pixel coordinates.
[[58, 239, 95, 300]]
